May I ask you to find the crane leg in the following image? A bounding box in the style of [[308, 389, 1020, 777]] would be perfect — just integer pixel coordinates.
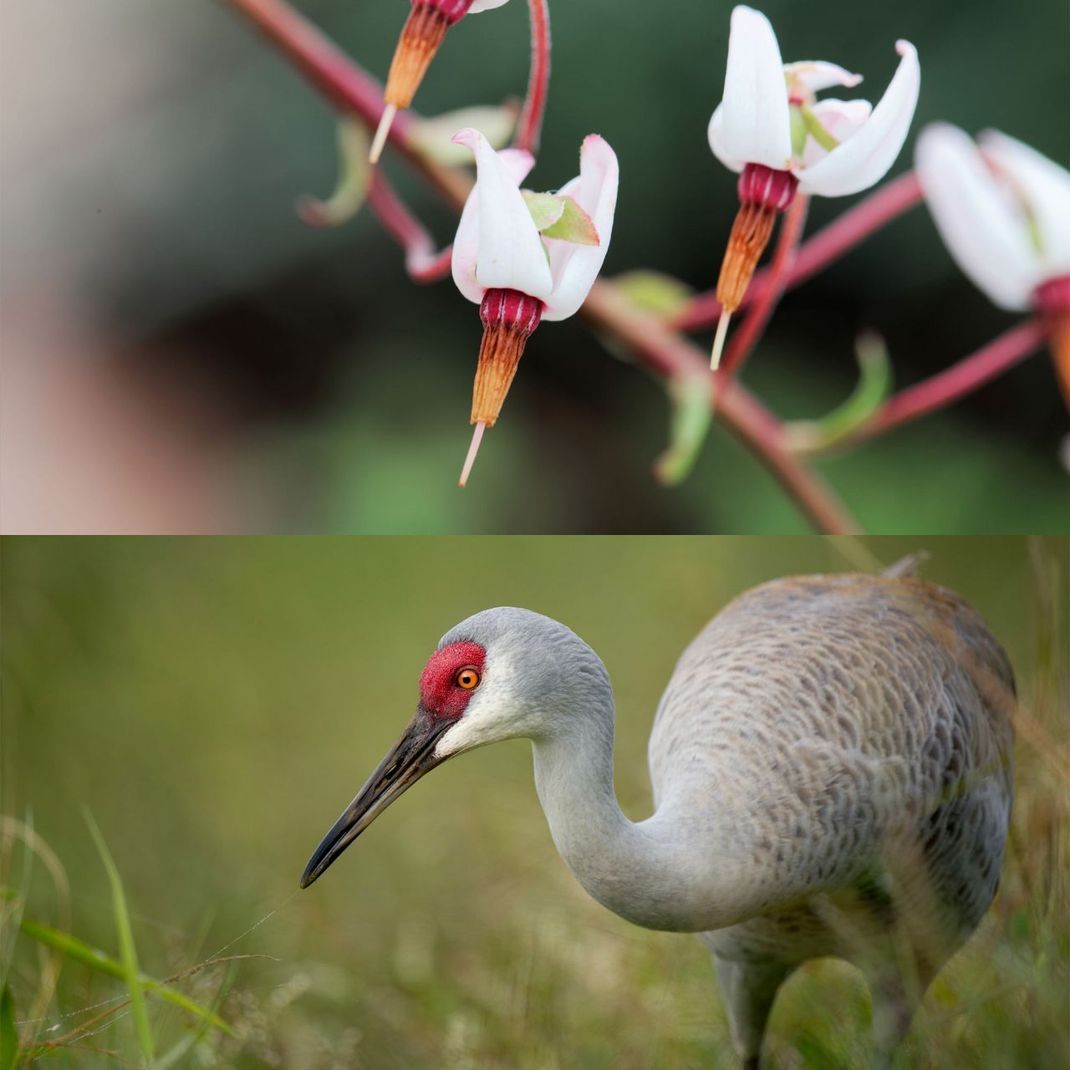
[[866, 970, 921, 1069], [707, 951, 792, 1069]]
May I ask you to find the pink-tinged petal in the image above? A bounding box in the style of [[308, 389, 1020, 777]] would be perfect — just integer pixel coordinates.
[[707, 105, 746, 173], [979, 129, 1070, 276], [541, 135, 619, 321], [785, 60, 863, 94], [468, 0, 511, 11], [915, 123, 1039, 310], [452, 144, 537, 305], [798, 40, 920, 197], [451, 128, 553, 302], [800, 98, 872, 168], [711, 6, 792, 172]]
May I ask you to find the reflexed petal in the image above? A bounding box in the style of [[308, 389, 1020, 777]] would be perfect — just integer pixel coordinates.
[[451, 129, 553, 302], [801, 98, 872, 168], [798, 40, 920, 197], [707, 104, 747, 173], [542, 135, 619, 321], [916, 123, 1039, 310], [468, 0, 511, 11], [711, 6, 792, 172], [979, 129, 1070, 275], [785, 60, 863, 94]]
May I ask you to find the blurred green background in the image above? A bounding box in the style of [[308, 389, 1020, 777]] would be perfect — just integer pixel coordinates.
[[3, 536, 1067, 1066], [1, 0, 1068, 532]]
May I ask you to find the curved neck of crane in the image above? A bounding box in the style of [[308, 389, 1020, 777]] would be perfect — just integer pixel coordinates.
[[530, 704, 749, 933]]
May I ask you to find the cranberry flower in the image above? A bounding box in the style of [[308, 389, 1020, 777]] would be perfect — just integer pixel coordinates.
[[916, 123, 1070, 406], [707, 5, 920, 366], [371, 0, 513, 163], [451, 128, 619, 485]]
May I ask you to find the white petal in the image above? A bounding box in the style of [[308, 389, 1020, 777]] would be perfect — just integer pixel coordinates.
[[915, 123, 1039, 310], [450, 128, 553, 303], [468, 0, 511, 12], [707, 104, 746, 173], [451, 145, 536, 305], [800, 98, 872, 168], [798, 40, 920, 197], [979, 129, 1070, 276], [785, 60, 863, 94], [710, 6, 792, 172], [541, 135, 619, 321]]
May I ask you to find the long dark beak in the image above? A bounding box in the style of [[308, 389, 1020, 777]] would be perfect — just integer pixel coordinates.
[[300, 708, 453, 888]]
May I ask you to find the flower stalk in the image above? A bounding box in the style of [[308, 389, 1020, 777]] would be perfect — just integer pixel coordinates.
[[674, 170, 923, 333], [721, 192, 809, 375], [515, 0, 551, 154], [225, 0, 866, 533], [850, 319, 1047, 444]]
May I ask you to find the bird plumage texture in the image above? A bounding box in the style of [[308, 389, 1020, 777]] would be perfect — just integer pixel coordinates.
[[307, 569, 1015, 1066], [441, 574, 1014, 1063], [645, 574, 1014, 1062]]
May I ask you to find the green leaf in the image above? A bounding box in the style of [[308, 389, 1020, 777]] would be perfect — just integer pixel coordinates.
[[539, 195, 599, 245], [297, 118, 372, 228], [654, 374, 712, 485], [612, 271, 696, 318], [86, 815, 154, 1063], [1, 985, 18, 1070], [410, 103, 518, 166], [520, 190, 566, 232], [18, 920, 232, 1035], [785, 332, 893, 455]]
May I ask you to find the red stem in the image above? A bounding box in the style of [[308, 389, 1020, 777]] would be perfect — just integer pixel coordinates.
[[721, 194, 809, 375], [675, 171, 924, 332], [515, 0, 551, 154], [367, 174, 453, 282], [223, 0, 860, 535], [852, 319, 1047, 443]]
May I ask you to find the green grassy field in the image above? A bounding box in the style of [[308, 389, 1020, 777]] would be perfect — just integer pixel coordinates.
[[2, 537, 1067, 1067]]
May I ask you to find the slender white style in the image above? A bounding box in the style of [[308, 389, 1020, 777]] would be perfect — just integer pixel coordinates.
[[302, 569, 1014, 1067], [915, 124, 1070, 311], [370, 0, 514, 164]]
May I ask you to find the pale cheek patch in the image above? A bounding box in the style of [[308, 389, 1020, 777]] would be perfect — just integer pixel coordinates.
[[435, 645, 522, 757]]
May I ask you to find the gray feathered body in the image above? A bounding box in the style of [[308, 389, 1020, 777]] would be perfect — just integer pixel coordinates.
[[648, 573, 1015, 982]]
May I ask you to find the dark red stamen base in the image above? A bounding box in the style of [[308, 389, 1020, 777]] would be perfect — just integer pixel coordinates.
[[717, 165, 800, 315], [424, 0, 475, 23], [471, 289, 544, 427]]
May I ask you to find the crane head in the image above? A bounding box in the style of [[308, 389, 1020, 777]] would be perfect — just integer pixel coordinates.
[[300, 607, 609, 889]]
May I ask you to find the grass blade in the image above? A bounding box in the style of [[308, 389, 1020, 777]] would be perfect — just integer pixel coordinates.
[[18, 920, 232, 1034], [0, 984, 17, 1070], [85, 816, 154, 1063], [151, 961, 235, 1070]]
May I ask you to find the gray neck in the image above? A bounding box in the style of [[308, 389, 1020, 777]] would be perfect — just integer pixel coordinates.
[[530, 702, 745, 933]]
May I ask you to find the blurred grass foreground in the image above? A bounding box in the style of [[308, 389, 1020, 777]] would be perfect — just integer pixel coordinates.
[[1, 536, 1068, 1067]]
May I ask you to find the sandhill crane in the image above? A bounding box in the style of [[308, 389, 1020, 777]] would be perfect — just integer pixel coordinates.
[[301, 570, 1015, 1067]]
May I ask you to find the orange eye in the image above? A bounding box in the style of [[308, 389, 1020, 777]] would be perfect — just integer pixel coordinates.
[[456, 667, 480, 690]]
